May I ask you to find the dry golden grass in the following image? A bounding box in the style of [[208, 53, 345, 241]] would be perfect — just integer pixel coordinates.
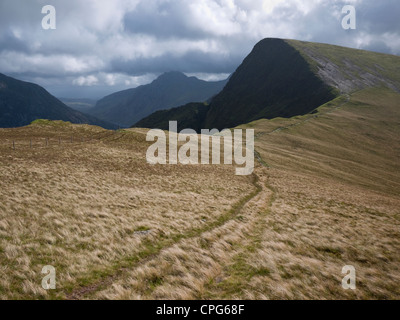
[[0, 87, 399, 300], [225, 87, 400, 299], [91, 171, 271, 300], [0, 122, 252, 299]]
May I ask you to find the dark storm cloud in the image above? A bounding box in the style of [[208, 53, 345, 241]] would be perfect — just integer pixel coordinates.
[[123, 1, 209, 40], [0, 29, 30, 53], [0, 0, 399, 99], [358, 0, 400, 34], [110, 48, 248, 76]]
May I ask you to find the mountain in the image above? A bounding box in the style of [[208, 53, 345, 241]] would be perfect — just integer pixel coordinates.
[[89, 71, 228, 127], [0, 73, 117, 129], [135, 38, 400, 131], [204, 38, 337, 129]]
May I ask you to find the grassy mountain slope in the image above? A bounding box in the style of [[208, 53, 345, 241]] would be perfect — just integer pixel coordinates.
[[1, 86, 399, 299], [204, 87, 400, 299], [248, 87, 400, 197], [90, 71, 227, 127], [0, 121, 253, 299], [289, 39, 400, 94], [0, 73, 117, 129]]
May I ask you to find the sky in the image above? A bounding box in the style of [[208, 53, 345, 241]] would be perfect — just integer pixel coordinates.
[[0, 0, 399, 99]]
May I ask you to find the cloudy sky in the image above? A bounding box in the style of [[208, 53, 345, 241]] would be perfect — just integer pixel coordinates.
[[0, 0, 399, 99]]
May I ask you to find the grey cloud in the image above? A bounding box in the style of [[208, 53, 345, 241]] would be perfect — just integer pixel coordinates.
[[0, 28, 31, 53], [0, 0, 399, 99], [361, 39, 393, 54], [110, 49, 244, 76], [123, 1, 208, 39], [358, 0, 400, 35]]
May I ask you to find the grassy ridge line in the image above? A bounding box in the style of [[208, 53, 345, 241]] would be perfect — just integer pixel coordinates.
[[253, 94, 350, 140], [252, 87, 400, 196], [288, 39, 400, 93], [65, 173, 262, 300]]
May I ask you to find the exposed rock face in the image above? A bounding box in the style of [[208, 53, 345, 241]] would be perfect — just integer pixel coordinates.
[[298, 45, 400, 94]]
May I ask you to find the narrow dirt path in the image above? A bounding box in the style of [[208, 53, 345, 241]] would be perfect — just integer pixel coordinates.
[[85, 167, 273, 299], [66, 172, 263, 300], [204, 179, 275, 298], [67, 109, 284, 299]]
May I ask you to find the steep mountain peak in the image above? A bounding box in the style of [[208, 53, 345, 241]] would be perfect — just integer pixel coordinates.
[[254, 37, 286, 48], [151, 71, 191, 86], [156, 71, 188, 81], [90, 71, 227, 127], [204, 37, 337, 129]]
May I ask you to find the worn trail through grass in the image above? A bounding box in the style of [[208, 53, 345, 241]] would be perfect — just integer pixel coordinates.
[[76, 167, 274, 299], [66, 168, 269, 299]]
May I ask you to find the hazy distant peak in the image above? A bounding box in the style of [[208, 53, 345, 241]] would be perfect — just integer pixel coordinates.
[[155, 71, 188, 82], [89, 70, 227, 127]]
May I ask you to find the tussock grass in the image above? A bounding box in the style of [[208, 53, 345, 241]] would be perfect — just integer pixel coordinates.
[[234, 88, 400, 299], [1, 87, 399, 299], [0, 123, 252, 299]]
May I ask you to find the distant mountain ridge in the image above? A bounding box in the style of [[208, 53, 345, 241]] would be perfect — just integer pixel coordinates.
[[135, 38, 400, 131], [135, 102, 209, 133], [89, 71, 228, 127], [0, 73, 117, 129]]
